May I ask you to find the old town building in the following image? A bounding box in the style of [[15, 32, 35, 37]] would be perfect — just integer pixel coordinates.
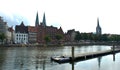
[[0, 16, 13, 44], [14, 12, 65, 44], [65, 29, 77, 42], [28, 26, 37, 43], [15, 22, 28, 44], [36, 13, 64, 44]]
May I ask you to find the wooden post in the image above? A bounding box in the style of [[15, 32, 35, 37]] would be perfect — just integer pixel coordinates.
[[72, 47, 74, 61], [43, 60, 45, 70], [113, 45, 115, 53], [72, 46, 74, 70]]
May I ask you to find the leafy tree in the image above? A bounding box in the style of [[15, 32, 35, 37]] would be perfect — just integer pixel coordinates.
[[86, 33, 93, 41], [0, 33, 6, 44], [91, 34, 102, 42], [44, 35, 51, 44], [55, 34, 63, 41], [55, 34, 63, 44], [101, 34, 108, 41], [81, 33, 89, 41], [109, 35, 117, 42], [74, 31, 81, 41]]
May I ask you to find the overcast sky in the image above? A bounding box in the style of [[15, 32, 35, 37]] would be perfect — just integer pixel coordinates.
[[0, 0, 120, 34]]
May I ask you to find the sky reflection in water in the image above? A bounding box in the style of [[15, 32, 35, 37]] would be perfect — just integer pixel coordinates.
[[0, 45, 120, 70]]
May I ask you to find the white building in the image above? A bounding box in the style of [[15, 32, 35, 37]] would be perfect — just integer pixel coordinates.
[[15, 33, 28, 44], [15, 22, 28, 44]]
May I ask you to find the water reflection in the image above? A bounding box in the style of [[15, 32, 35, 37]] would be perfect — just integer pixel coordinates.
[[1, 45, 120, 70], [113, 53, 115, 61], [0, 48, 6, 70], [97, 57, 102, 68], [71, 61, 74, 70]]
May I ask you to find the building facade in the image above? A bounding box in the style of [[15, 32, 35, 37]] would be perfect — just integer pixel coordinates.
[[37, 25, 64, 44], [65, 29, 77, 42], [15, 22, 28, 44], [14, 13, 65, 44], [0, 16, 13, 43], [36, 13, 64, 44], [28, 26, 37, 43], [14, 33, 28, 44]]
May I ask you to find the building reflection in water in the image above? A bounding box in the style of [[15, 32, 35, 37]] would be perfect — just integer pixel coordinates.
[[0, 48, 6, 70], [97, 53, 116, 70], [97, 56, 102, 68]]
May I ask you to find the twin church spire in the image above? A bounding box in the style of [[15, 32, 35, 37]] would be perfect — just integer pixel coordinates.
[[42, 13, 46, 27], [35, 12, 46, 27], [35, 12, 39, 27], [36, 13, 102, 35]]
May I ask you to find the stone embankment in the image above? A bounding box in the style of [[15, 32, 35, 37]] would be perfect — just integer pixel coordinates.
[[0, 41, 120, 47]]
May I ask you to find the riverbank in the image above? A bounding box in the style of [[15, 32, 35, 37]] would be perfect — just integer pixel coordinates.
[[64, 41, 120, 46], [0, 41, 120, 47], [0, 44, 63, 47]]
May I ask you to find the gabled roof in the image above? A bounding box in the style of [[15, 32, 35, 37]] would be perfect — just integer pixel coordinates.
[[15, 22, 28, 33], [28, 26, 37, 32]]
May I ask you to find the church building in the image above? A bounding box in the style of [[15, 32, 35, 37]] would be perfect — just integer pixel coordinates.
[[14, 12, 65, 44], [96, 18, 102, 35], [35, 12, 64, 44]]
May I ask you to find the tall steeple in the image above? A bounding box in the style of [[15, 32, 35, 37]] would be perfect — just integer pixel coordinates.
[[97, 18, 100, 27], [35, 12, 39, 27], [96, 18, 102, 35], [42, 12, 46, 27]]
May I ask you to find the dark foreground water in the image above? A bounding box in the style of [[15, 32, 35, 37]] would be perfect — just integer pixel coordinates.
[[0, 45, 120, 70]]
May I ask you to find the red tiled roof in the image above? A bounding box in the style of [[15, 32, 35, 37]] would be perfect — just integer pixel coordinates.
[[8, 27, 14, 32], [28, 26, 37, 32]]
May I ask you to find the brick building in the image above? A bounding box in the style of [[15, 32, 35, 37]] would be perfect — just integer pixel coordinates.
[[36, 13, 64, 44], [14, 12, 65, 44], [37, 24, 64, 44]]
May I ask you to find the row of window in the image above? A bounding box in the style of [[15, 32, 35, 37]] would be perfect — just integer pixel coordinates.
[[16, 34, 28, 37], [16, 38, 28, 40]]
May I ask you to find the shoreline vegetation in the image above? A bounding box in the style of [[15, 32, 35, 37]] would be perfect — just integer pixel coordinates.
[[0, 41, 120, 47]]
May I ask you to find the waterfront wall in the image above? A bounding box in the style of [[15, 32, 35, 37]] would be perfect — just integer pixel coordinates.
[[0, 41, 120, 47]]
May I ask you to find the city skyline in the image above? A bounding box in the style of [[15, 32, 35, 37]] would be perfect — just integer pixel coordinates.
[[0, 0, 120, 34]]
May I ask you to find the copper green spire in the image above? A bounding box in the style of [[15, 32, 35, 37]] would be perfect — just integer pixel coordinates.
[[42, 12, 46, 27], [96, 18, 102, 35], [35, 12, 39, 27], [97, 18, 100, 27]]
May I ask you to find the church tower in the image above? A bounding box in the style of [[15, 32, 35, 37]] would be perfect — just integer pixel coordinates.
[[35, 12, 39, 27], [96, 18, 102, 35], [42, 13, 46, 27]]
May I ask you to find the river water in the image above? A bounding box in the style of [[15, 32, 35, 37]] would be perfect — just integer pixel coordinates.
[[0, 45, 120, 70]]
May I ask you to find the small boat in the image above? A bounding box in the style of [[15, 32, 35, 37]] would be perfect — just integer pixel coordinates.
[[51, 56, 70, 63]]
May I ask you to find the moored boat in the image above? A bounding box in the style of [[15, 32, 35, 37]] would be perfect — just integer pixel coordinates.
[[51, 56, 70, 63]]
